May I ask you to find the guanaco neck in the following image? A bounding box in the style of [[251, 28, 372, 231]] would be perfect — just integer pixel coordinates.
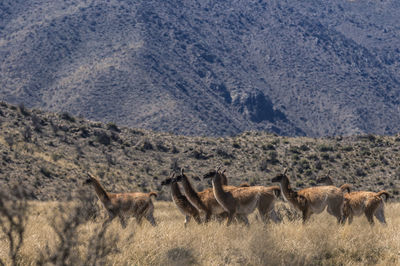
[[90, 178, 110, 205], [180, 174, 208, 212], [211, 173, 230, 209], [170, 181, 184, 200], [278, 176, 299, 205]]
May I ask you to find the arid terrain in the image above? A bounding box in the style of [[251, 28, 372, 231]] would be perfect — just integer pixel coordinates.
[[2, 0, 400, 136], [0, 200, 399, 265], [1, 102, 400, 265], [0, 102, 399, 201]]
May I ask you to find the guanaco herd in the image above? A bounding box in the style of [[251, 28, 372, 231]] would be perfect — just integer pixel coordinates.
[[85, 167, 389, 228]]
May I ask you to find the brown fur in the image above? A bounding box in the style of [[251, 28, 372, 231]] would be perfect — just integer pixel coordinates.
[[272, 171, 346, 224], [342, 190, 389, 225], [161, 176, 201, 227], [203, 170, 280, 226], [176, 171, 235, 223], [85, 174, 157, 228], [176, 169, 252, 224]]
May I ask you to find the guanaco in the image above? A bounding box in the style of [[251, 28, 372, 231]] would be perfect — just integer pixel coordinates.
[[203, 168, 281, 226], [318, 175, 389, 225], [161, 173, 201, 227], [175, 169, 250, 224], [85, 173, 157, 228], [271, 169, 348, 224], [342, 190, 389, 225]]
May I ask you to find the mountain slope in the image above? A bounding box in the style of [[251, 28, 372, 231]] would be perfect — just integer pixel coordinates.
[[0, 102, 399, 201], [1, 0, 400, 136]]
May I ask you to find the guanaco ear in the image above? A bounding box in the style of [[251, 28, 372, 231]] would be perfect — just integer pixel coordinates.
[[181, 168, 184, 175], [216, 165, 222, 173], [222, 169, 227, 174], [283, 168, 288, 175]]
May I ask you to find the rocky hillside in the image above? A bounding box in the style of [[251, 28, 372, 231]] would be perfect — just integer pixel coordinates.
[[1, 0, 400, 136], [0, 102, 399, 201]]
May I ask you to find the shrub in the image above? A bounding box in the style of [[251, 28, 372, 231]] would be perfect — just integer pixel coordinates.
[[0, 185, 29, 266], [51, 153, 63, 162], [379, 155, 389, 165], [216, 148, 235, 159], [318, 144, 334, 152], [95, 131, 111, 146], [289, 146, 301, 154], [106, 122, 120, 132], [191, 149, 210, 160], [4, 135, 15, 147], [315, 160, 323, 170], [262, 143, 275, 150], [232, 142, 241, 149], [321, 153, 330, 160], [139, 139, 154, 151], [156, 141, 170, 152], [299, 159, 310, 170], [40, 167, 52, 178], [259, 159, 268, 171], [299, 144, 310, 151], [170, 158, 180, 172], [38, 190, 119, 265], [268, 151, 279, 164], [342, 145, 353, 152], [355, 168, 367, 177], [360, 147, 371, 156], [61, 112, 76, 123], [23, 126, 32, 142], [79, 126, 90, 138], [18, 103, 30, 116], [171, 145, 180, 154]]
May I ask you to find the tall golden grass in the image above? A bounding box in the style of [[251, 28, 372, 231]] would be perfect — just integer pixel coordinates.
[[1, 201, 399, 265]]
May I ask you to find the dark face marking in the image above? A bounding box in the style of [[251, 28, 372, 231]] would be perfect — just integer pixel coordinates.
[[203, 170, 217, 179], [271, 174, 285, 183]]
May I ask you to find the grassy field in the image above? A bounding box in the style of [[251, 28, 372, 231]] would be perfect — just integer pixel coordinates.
[[1, 200, 399, 265], [1, 102, 400, 265]]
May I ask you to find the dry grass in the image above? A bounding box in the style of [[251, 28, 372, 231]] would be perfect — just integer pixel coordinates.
[[1, 201, 399, 266]]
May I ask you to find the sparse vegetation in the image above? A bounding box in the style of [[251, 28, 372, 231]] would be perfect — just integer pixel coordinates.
[[0, 103, 400, 264], [0, 200, 399, 265], [0, 103, 399, 202]]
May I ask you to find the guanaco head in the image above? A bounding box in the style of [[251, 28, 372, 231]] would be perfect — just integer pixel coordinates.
[[174, 169, 202, 184], [203, 168, 229, 186], [174, 168, 185, 183], [271, 169, 288, 183], [202, 169, 218, 180], [161, 178, 174, 186], [316, 171, 334, 185], [161, 172, 177, 186], [84, 173, 97, 185]]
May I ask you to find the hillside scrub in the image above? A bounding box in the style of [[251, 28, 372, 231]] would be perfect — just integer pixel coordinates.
[[0, 102, 399, 201]]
